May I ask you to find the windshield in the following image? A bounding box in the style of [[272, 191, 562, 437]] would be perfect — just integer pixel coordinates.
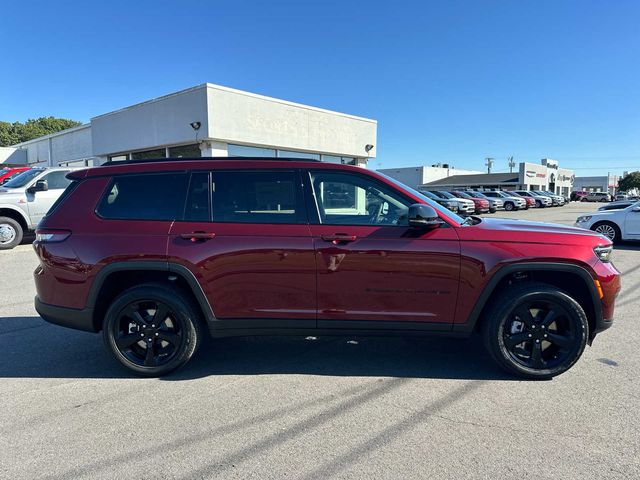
[[471, 191, 490, 199], [2, 169, 43, 188], [375, 172, 465, 224]]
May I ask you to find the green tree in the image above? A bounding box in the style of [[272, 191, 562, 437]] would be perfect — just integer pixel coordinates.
[[0, 117, 82, 147], [618, 171, 640, 192]]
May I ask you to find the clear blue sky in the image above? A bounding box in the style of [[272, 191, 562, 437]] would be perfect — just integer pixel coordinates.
[[1, 0, 638, 175]]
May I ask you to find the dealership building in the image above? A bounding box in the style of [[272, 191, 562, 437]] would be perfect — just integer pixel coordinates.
[[393, 158, 576, 197], [0, 83, 377, 167]]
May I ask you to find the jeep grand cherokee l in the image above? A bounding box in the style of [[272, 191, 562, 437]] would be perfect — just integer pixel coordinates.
[[34, 158, 621, 379]]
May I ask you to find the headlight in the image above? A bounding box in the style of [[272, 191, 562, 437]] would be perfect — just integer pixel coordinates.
[[594, 245, 613, 262], [576, 215, 592, 223]]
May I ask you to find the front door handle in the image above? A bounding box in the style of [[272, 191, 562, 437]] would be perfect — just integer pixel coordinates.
[[321, 234, 357, 244], [180, 232, 216, 242]]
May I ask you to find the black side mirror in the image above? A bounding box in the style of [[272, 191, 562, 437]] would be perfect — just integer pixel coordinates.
[[408, 204, 442, 228], [28, 180, 48, 193]]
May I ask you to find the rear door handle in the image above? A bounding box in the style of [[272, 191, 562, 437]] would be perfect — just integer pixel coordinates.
[[180, 232, 216, 242], [321, 234, 357, 244]]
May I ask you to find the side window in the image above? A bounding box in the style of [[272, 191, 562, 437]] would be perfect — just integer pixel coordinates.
[[41, 171, 72, 190], [211, 170, 304, 224], [183, 172, 211, 221], [310, 171, 411, 226], [97, 173, 189, 221]]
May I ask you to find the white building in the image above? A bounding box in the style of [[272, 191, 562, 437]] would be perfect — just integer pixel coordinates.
[[2, 83, 377, 167], [377, 164, 484, 189], [573, 174, 620, 195]]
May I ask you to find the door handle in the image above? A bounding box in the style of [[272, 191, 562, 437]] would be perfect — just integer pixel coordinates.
[[180, 232, 216, 242], [321, 234, 357, 244]]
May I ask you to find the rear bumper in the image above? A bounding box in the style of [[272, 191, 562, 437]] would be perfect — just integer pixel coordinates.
[[593, 317, 613, 335], [34, 296, 97, 333]]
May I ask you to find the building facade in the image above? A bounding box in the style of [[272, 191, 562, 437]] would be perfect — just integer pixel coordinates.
[[377, 165, 483, 189], [3, 83, 377, 167], [573, 174, 620, 194]]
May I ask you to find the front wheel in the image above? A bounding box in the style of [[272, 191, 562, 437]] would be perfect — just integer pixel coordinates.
[[592, 221, 621, 243], [103, 283, 204, 376], [0, 216, 23, 250], [504, 202, 514, 211], [482, 282, 588, 379]]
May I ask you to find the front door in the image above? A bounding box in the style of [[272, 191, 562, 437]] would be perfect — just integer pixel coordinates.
[[306, 170, 461, 328], [26, 170, 72, 224], [168, 170, 316, 328], [624, 206, 640, 238]]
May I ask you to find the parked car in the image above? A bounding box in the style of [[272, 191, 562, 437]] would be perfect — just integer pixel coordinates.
[[614, 193, 628, 201], [34, 157, 620, 379], [446, 190, 490, 214], [507, 191, 536, 209], [581, 192, 612, 203], [419, 190, 459, 213], [0, 166, 30, 185], [575, 201, 640, 243], [460, 190, 504, 213], [512, 190, 553, 208], [598, 201, 635, 211], [534, 190, 565, 206], [480, 190, 526, 211], [571, 191, 589, 202], [0, 167, 77, 249], [425, 190, 475, 215]]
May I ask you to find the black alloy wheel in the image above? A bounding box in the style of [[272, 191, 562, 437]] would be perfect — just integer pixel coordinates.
[[483, 282, 588, 379], [103, 284, 203, 376]]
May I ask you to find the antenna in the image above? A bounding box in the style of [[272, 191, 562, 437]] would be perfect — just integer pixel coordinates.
[[508, 156, 516, 173], [485, 157, 494, 174]]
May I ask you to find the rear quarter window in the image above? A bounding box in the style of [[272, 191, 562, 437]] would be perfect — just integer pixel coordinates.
[[96, 172, 189, 221]]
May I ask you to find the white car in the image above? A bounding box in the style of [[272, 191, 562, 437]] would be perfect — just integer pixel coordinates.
[[575, 201, 640, 243]]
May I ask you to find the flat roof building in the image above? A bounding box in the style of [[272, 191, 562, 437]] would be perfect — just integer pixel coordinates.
[[3, 83, 377, 167]]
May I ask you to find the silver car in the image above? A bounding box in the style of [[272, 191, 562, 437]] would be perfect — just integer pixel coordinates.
[[481, 190, 526, 211], [0, 167, 77, 249]]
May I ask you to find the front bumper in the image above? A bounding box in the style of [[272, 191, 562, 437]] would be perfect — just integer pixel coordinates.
[[35, 296, 98, 333]]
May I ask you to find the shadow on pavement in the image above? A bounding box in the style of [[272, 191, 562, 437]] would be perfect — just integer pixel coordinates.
[[0, 315, 514, 381]]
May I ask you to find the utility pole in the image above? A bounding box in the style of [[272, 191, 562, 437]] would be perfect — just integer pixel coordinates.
[[508, 156, 515, 173], [485, 157, 494, 174]]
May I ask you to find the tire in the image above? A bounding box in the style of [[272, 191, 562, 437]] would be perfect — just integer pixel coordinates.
[[482, 282, 588, 379], [504, 202, 514, 211], [535, 200, 543, 208], [103, 283, 205, 376], [0, 216, 23, 250], [591, 221, 621, 244], [581, 197, 588, 202]]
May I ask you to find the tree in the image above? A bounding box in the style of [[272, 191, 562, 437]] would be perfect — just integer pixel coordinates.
[[618, 171, 640, 192], [0, 117, 82, 147]]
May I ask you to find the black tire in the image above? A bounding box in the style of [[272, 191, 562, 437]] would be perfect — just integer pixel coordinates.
[[482, 282, 588, 379], [591, 221, 621, 244], [0, 216, 24, 250], [103, 283, 205, 376], [581, 197, 588, 202], [504, 202, 514, 211], [535, 200, 543, 208]]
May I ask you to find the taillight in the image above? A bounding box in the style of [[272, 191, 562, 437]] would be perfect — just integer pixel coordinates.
[[35, 229, 71, 243]]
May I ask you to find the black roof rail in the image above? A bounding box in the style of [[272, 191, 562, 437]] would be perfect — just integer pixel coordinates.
[[100, 156, 323, 166]]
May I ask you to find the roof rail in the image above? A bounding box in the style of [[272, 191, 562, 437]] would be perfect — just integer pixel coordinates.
[[100, 156, 323, 166]]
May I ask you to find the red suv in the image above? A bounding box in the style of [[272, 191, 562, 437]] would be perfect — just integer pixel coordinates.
[[33, 158, 621, 378]]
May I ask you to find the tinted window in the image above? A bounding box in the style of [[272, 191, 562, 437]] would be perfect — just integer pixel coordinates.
[[41, 171, 72, 189], [3, 169, 43, 188], [184, 172, 211, 221], [97, 173, 188, 221], [212, 171, 303, 224], [310, 171, 410, 226]]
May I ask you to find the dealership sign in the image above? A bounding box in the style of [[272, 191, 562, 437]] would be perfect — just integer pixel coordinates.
[[526, 170, 546, 178]]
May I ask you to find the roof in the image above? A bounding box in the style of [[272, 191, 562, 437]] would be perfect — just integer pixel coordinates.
[[423, 172, 520, 187]]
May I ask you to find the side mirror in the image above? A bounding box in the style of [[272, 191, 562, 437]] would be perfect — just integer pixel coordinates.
[[408, 204, 442, 228], [28, 180, 48, 193]]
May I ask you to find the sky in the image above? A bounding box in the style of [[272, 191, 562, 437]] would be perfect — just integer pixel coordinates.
[[1, 0, 638, 175]]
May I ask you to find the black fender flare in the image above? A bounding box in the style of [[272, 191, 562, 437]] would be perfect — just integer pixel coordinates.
[[452, 262, 602, 334]]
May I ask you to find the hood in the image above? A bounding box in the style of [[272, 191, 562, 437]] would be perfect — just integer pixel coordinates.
[[457, 217, 609, 246]]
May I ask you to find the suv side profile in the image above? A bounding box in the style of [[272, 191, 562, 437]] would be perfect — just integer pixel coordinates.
[[582, 192, 612, 203], [0, 167, 76, 249], [34, 158, 621, 379]]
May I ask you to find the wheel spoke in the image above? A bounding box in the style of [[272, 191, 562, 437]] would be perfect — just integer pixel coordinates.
[[515, 306, 535, 328], [126, 306, 147, 327], [157, 331, 180, 346], [144, 342, 156, 366], [530, 342, 544, 368], [504, 332, 530, 349], [541, 310, 557, 327], [116, 333, 142, 350], [153, 304, 170, 326], [546, 332, 573, 349]]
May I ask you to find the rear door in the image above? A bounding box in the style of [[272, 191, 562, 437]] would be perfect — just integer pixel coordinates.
[[305, 169, 461, 327], [168, 169, 316, 328]]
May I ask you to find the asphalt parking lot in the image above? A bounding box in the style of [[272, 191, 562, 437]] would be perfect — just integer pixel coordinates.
[[1, 202, 638, 479]]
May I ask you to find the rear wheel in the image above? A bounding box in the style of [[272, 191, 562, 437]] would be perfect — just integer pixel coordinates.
[[103, 283, 204, 376], [483, 282, 588, 379], [0, 216, 23, 250], [592, 221, 621, 243]]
